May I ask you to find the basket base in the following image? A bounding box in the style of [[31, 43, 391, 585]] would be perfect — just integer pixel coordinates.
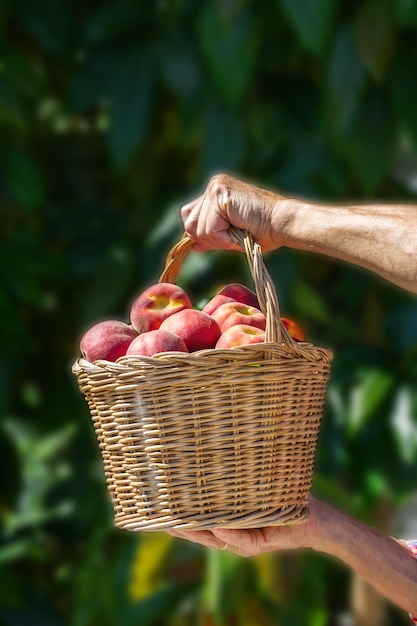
[[114, 504, 309, 532]]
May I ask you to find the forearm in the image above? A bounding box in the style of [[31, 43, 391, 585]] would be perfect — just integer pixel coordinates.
[[276, 199, 417, 294], [309, 500, 417, 615]]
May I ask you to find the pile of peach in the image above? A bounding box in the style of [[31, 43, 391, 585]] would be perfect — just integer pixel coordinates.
[[79, 282, 305, 362]]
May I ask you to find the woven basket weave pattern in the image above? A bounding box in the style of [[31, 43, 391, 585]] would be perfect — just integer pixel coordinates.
[[73, 229, 333, 531]]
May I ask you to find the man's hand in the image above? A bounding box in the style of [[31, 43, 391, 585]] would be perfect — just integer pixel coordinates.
[[167, 496, 320, 557], [181, 174, 288, 253]]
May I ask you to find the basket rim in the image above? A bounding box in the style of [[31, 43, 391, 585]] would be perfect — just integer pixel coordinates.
[[72, 339, 333, 376]]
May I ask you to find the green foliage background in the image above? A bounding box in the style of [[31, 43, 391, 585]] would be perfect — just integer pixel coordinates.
[[1, 0, 417, 624]]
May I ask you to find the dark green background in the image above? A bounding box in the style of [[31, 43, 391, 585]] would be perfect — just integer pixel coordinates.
[[1, 1, 417, 624]]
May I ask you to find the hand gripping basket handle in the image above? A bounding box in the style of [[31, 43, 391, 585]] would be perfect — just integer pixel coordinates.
[[159, 226, 296, 348]]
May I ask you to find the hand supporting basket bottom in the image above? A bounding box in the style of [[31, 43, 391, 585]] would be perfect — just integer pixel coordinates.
[[72, 229, 333, 531]]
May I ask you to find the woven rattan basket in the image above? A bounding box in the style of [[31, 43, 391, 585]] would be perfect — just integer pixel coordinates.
[[72, 228, 333, 531]]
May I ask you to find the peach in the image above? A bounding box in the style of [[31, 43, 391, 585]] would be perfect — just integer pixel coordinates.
[[217, 283, 259, 309], [215, 324, 266, 349], [125, 329, 188, 357], [211, 301, 266, 333], [160, 308, 221, 352], [80, 320, 137, 362], [201, 293, 235, 315], [130, 282, 192, 334], [281, 317, 306, 342]]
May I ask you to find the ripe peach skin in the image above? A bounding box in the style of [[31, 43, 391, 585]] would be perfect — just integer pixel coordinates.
[[130, 282, 192, 334], [160, 309, 221, 352], [125, 329, 188, 357], [217, 283, 259, 309], [201, 293, 235, 315], [80, 320, 137, 362], [215, 324, 266, 349], [281, 317, 306, 342], [211, 301, 266, 333]]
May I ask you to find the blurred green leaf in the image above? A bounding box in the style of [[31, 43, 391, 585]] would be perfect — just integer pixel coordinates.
[[78, 244, 134, 326], [0, 1, 12, 38], [107, 45, 156, 169], [3, 148, 45, 210], [326, 23, 365, 134], [395, 0, 417, 25], [355, 1, 395, 82], [280, 0, 335, 56], [0, 78, 29, 133], [390, 43, 417, 153], [0, 425, 21, 513], [83, 4, 142, 44], [18, 0, 74, 55], [336, 87, 396, 193], [293, 280, 331, 324], [201, 101, 245, 175], [160, 37, 203, 99], [198, 3, 257, 106], [2, 420, 75, 533], [363, 470, 389, 499], [3, 49, 45, 100]]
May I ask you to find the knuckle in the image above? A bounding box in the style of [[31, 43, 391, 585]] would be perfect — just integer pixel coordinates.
[[208, 173, 229, 195]]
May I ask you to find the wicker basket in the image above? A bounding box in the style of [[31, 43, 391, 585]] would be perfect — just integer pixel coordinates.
[[72, 228, 333, 532]]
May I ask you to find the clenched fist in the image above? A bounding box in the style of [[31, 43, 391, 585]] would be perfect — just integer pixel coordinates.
[[181, 174, 290, 253]]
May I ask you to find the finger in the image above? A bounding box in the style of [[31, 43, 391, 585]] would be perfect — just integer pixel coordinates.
[[181, 195, 204, 225], [211, 527, 267, 557], [195, 193, 241, 252], [181, 196, 210, 250], [167, 528, 225, 550], [210, 529, 248, 556]]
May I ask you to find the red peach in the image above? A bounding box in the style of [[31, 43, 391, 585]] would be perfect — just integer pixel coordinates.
[[217, 283, 259, 309], [201, 293, 235, 315], [80, 320, 137, 362], [281, 317, 306, 342], [215, 324, 266, 349], [160, 308, 221, 352], [125, 329, 188, 357], [211, 301, 266, 333], [130, 282, 192, 334]]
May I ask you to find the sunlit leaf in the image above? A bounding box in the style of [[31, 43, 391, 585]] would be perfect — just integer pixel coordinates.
[[363, 470, 389, 500], [348, 368, 395, 435], [253, 552, 284, 604], [128, 533, 173, 602], [390, 386, 417, 463]]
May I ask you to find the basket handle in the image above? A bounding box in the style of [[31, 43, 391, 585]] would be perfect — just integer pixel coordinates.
[[159, 226, 296, 347]]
